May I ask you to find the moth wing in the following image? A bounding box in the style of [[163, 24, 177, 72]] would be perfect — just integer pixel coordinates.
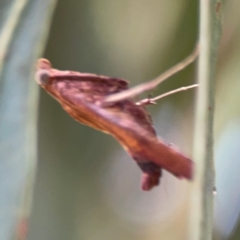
[[51, 81, 193, 182], [37, 66, 193, 190]]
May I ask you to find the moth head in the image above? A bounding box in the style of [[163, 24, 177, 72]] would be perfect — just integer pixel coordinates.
[[35, 58, 52, 86]]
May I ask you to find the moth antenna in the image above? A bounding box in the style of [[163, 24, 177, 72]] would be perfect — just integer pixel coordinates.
[[103, 44, 199, 103], [136, 84, 199, 106]]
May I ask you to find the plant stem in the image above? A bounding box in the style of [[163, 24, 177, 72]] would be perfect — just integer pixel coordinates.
[[189, 1, 222, 240]]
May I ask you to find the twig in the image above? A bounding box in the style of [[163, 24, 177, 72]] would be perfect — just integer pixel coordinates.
[[136, 84, 199, 106], [188, 1, 222, 240], [103, 44, 199, 104]]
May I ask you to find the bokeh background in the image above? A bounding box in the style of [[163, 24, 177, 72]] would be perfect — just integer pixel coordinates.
[[1, 0, 240, 240], [29, 1, 197, 240]]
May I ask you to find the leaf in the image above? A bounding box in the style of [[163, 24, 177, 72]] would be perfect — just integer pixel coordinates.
[[0, 1, 57, 239]]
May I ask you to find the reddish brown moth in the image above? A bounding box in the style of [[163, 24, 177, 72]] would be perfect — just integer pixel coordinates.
[[35, 58, 195, 191]]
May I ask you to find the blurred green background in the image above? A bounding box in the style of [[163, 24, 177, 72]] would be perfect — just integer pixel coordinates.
[[1, 0, 240, 240]]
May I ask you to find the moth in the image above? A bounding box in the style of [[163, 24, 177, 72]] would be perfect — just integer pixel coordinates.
[[35, 49, 197, 190]]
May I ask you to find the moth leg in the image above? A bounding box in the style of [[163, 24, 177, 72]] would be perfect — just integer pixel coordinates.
[[135, 84, 198, 106], [104, 44, 199, 103], [137, 162, 162, 191]]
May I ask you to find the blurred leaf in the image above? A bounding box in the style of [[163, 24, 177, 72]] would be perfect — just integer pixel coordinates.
[[0, 0, 57, 239]]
